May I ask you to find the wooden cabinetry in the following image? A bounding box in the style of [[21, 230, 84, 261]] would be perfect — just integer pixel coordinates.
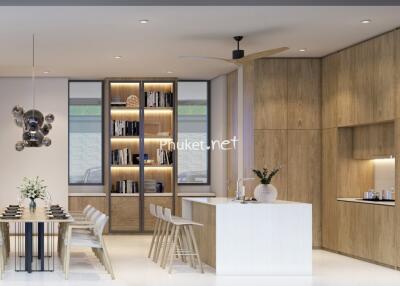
[[254, 130, 288, 200], [352, 122, 394, 159], [110, 196, 140, 232], [322, 55, 339, 128], [254, 59, 287, 130], [68, 195, 107, 213], [143, 196, 173, 232], [288, 130, 321, 247], [287, 59, 321, 129], [337, 31, 395, 126]]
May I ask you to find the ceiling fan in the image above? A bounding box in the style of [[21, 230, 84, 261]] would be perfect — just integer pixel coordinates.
[[180, 36, 289, 65]]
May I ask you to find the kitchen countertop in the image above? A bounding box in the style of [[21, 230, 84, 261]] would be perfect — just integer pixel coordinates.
[[337, 197, 395, 206], [183, 197, 310, 206], [177, 192, 216, 197]]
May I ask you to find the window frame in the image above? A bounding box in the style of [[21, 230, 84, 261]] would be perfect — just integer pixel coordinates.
[[68, 80, 104, 186], [177, 80, 211, 186]]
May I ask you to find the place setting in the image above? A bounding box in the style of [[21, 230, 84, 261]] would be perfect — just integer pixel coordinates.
[[46, 205, 71, 220], [0, 205, 23, 219]]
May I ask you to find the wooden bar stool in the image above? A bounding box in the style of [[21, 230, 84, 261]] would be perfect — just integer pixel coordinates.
[[161, 208, 204, 274]]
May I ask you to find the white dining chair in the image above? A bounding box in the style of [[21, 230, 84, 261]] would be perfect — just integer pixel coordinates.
[[63, 213, 114, 280], [0, 223, 5, 279]]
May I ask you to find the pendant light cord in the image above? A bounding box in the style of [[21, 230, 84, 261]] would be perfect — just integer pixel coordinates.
[[32, 34, 36, 110]]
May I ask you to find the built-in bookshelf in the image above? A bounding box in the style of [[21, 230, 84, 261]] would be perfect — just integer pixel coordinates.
[[106, 79, 176, 232]]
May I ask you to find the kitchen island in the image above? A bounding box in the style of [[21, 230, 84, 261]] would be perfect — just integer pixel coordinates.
[[182, 197, 312, 275]]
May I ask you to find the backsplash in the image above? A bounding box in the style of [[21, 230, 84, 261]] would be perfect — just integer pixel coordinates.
[[374, 158, 395, 192]]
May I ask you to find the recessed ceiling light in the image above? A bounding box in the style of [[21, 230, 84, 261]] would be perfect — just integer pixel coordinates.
[[113, 56, 122, 59], [361, 19, 372, 24], [167, 71, 173, 74], [139, 19, 149, 24], [299, 49, 307, 52], [43, 71, 50, 74]]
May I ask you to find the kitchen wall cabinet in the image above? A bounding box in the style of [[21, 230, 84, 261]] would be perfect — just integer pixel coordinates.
[[287, 59, 321, 129], [352, 122, 394, 159], [337, 31, 395, 126], [396, 30, 400, 118], [254, 59, 288, 130], [322, 54, 339, 129]]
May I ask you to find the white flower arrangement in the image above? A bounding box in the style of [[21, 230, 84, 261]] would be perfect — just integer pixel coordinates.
[[18, 176, 47, 200]]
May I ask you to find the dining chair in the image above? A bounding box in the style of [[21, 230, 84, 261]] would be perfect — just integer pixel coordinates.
[[63, 213, 114, 280], [0, 223, 5, 279]]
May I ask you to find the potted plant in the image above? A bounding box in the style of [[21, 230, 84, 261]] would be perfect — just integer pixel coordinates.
[[252, 167, 280, 203], [18, 176, 47, 212]]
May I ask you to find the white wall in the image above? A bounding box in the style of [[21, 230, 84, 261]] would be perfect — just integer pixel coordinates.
[[0, 78, 68, 208], [177, 75, 228, 197]]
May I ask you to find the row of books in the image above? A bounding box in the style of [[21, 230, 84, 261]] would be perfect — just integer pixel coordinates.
[[111, 148, 139, 165], [156, 149, 173, 165], [144, 91, 173, 107], [112, 120, 140, 136], [112, 180, 139, 193]]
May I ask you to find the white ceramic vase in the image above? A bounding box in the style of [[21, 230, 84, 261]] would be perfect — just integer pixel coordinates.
[[254, 184, 277, 203]]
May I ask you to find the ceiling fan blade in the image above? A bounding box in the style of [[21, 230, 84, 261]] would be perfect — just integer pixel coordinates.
[[179, 55, 233, 63], [234, 47, 289, 64]]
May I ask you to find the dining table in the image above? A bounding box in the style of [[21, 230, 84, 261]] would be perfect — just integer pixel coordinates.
[[0, 206, 73, 273]]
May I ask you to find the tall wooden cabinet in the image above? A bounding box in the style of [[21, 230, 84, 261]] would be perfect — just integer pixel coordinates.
[[105, 78, 176, 232]]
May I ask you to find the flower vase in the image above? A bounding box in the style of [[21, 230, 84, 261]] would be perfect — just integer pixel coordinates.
[[29, 199, 37, 213], [254, 184, 278, 203]]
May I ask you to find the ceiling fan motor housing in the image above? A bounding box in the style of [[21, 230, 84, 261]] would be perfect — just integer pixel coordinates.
[[232, 49, 244, 59]]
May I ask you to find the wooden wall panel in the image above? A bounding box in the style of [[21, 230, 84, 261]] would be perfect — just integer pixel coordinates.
[[395, 118, 400, 267], [337, 128, 374, 198], [322, 55, 338, 128], [254, 130, 288, 200], [352, 122, 394, 159], [322, 128, 338, 250], [110, 196, 140, 232], [288, 130, 321, 247], [287, 59, 321, 129], [143, 196, 173, 232], [227, 70, 238, 197], [396, 30, 400, 118], [254, 59, 287, 130], [192, 202, 216, 268]]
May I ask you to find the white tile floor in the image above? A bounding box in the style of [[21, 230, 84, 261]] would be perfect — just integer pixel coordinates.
[[1, 235, 400, 286]]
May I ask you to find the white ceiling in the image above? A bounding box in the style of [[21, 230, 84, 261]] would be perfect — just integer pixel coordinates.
[[0, 6, 399, 79]]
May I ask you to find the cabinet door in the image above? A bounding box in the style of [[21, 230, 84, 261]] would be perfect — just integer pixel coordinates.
[[288, 59, 321, 129], [110, 196, 140, 232], [322, 55, 339, 128], [254, 130, 288, 200], [254, 59, 287, 130], [373, 32, 395, 122], [288, 130, 321, 247], [337, 48, 356, 126]]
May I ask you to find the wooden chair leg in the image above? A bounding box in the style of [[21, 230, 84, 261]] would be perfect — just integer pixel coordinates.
[[168, 225, 180, 274], [162, 225, 175, 268], [148, 218, 159, 258], [101, 242, 115, 280], [155, 220, 167, 262], [153, 220, 163, 262], [159, 222, 170, 265], [183, 225, 196, 268], [189, 225, 204, 273]]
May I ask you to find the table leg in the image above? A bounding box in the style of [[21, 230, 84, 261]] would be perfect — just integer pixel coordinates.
[[38, 222, 45, 270], [25, 223, 33, 273]]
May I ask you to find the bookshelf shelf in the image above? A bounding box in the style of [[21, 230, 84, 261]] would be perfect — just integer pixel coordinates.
[[106, 78, 176, 233]]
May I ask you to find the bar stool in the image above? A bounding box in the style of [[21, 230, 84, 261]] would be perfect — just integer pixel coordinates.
[[147, 204, 159, 259], [152, 205, 167, 262], [161, 208, 204, 274]]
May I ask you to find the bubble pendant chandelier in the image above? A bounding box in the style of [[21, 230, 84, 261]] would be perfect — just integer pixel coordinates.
[[12, 35, 54, 151]]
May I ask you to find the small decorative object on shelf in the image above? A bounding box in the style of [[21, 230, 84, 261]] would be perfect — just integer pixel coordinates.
[[126, 94, 139, 108], [18, 176, 47, 212], [252, 167, 280, 203]]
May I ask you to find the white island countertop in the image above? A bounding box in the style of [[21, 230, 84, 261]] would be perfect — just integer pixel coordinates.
[[182, 197, 312, 275]]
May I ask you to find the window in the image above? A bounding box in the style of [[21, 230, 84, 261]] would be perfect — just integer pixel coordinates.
[[69, 81, 103, 185], [177, 81, 210, 184]]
